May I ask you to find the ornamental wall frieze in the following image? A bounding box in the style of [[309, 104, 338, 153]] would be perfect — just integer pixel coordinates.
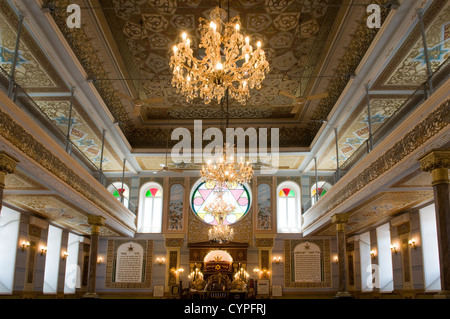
[[130, 126, 312, 148], [0, 106, 135, 233]]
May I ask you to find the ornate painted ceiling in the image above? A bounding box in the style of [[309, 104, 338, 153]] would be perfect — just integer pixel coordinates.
[[42, 0, 392, 150]]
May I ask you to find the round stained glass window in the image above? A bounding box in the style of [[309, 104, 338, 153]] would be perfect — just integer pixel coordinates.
[[191, 181, 251, 225]]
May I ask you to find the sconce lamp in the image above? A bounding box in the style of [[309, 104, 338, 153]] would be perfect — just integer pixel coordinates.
[[334, 256, 338, 263], [253, 267, 260, 273], [156, 257, 166, 265], [40, 246, 47, 256], [97, 257, 103, 264], [21, 240, 30, 252], [390, 244, 397, 254], [62, 251, 69, 260], [370, 250, 376, 259], [408, 239, 416, 250], [272, 256, 282, 264]]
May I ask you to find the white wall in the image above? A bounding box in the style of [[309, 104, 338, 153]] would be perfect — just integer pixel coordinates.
[[43, 225, 62, 294], [359, 231, 372, 292], [64, 233, 81, 293], [376, 223, 393, 292], [0, 207, 20, 294], [419, 203, 441, 291]]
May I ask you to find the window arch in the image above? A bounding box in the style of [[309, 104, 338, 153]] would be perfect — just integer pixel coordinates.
[[310, 181, 332, 205], [277, 181, 301, 233], [137, 182, 163, 233], [107, 182, 130, 208]]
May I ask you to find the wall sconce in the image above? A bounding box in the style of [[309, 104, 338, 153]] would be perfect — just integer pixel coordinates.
[[156, 257, 165, 264], [333, 256, 338, 263], [253, 267, 260, 273], [40, 246, 47, 256], [21, 240, 30, 252], [272, 256, 282, 264], [97, 257, 103, 264], [62, 251, 69, 260], [370, 250, 376, 259], [390, 244, 397, 254], [408, 239, 416, 250]]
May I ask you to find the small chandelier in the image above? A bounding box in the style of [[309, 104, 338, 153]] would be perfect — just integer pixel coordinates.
[[205, 193, 235, 244], [170, 6, 270, 105], [209, 224, 234, 244], [200, 145, 253, 187]]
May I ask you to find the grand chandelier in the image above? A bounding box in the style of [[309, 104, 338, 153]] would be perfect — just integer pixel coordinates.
[[205, 193, 235, 244], [169, 6, 270, 105], [200, 145, 253, 187]]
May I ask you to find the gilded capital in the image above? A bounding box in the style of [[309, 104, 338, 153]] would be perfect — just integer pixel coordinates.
[[419, 149, 450, 172], [0, 151, 19, 174], [87, 215, 106, 226], [331, 212, 350, 225], [419, 149, 450, 185], [331, 213, 350, 232]]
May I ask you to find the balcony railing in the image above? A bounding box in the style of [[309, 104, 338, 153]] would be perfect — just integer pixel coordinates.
[[0, 66, 136, 214], [303, 57, 450, 214]]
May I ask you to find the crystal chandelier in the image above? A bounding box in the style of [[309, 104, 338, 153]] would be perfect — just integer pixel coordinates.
[[205, 193, 235, 244], [169, 6, 270, 105], [209, 224, 234, 244], [200, 145, 254, 187]]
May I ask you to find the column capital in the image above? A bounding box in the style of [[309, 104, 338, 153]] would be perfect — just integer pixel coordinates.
[[419, 149, 450, 172], [419, 149, 450, 185], [87, 215, 106, 234], [331, 212, 350, 232], [0, 151, 19, 174], [331, 212, 350, 225]]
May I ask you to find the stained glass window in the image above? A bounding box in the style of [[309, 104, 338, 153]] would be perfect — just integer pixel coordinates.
[[108, 182, 130, 208], [277, 182, 301, 233], [191, 181, 251, 225], [137, 183, 163, 233], [311, 181, 332, 205]]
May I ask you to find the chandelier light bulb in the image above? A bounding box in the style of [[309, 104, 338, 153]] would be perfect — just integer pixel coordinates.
[[182, 32, 187, 40], [235, 23, 240, 31], [215, 62, 224, 70]]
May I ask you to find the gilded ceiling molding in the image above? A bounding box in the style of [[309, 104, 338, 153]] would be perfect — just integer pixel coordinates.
[[0, 106, 135, 233]]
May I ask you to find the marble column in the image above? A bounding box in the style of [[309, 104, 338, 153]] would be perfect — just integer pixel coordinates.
[[83, 215, 105, 298], [331, 212, 352, 298], [0, 151, 19, 214], [419, 149, 450, 295]]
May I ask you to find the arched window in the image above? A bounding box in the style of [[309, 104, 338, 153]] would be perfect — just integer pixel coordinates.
[[277, 181, 301, 233], [190, 179, 251, 225], [107, 182, 130, 208], [137, 182, 163, 233], [310, 181, 332, 205]]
